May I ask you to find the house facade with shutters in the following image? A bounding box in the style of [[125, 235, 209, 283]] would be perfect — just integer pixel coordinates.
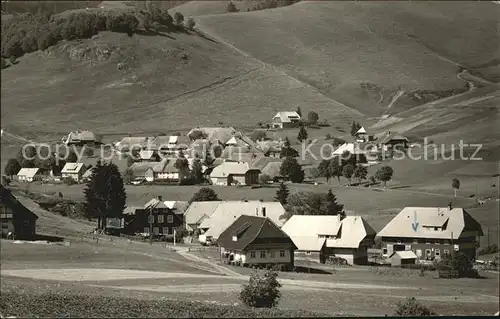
[[123, 196, 184, 237], [217, 215, 297, 270], [377, 205, 483, 262]]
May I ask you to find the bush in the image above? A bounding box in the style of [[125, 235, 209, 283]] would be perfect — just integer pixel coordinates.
[[174, 12, 184, 25], [259, 174, 271, 185], [395, 297, 436, 316], [226, 1, 239, 12], [62, 177, 77, 186], [240, 269, 282, 308], [185, 17, 195, 30], [437, 251, 477, 278], [478, 244, 498, 256], [251, 130, 267, 142]]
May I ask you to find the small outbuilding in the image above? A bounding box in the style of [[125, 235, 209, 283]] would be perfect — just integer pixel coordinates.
[[390, 250, 418, 267]]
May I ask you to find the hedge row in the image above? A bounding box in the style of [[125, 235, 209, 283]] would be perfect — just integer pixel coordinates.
[[0, 290, 325, 318]]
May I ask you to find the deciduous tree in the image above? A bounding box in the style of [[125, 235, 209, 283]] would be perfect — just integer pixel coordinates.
[[280, 157, 304, 183], [4, 158, 21, 177], [240, 269, 281, 308], [307, 111, 319, 125], [342, 164, 355, 185], [190, 187, 220, 203], [375, 166, 394, 188], [353, 165, 368, 185]]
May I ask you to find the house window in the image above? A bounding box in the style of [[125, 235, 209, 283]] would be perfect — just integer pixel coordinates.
[[413, 239, 418, 244], [162, 227, 169, 234], [425, 249, 431, 259], [260, 251, 266, 258], [435, 240, 440, 244], [305, 251, 311, 255], [250, 251, 256, 258], [167, 215, 174, 223], [444, 249, 450, 256], [270, 251, 275, 258], [158, 215, 164, 223], [153, 227, 159, 234], [279, 250, 285, 257], [383, 248, 388, 255], [435, 249, 440, 257]]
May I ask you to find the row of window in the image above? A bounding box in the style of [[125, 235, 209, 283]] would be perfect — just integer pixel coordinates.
[[149, 215, 174, 224], [249, 250, 286, 259], [143, 226, 178, 235]]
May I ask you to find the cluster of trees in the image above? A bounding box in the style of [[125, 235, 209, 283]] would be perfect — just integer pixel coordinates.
[[278, 137, 304, 183], [1, 7, 192, 61], [312, 153, 393, 187], [276, 182, 345, 220], [350, 121, 363, 136], [1, 1, 102, 15], [281, 189, 345, 220], [436, 251, 477, 279], [245, 0, 301, 12], [84, 161, 126, 230], [1, 11, 141, 59]]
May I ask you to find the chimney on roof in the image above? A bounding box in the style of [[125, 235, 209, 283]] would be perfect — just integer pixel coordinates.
[[448, 202, 452, 210], [261, 207, 266, 217], [158, 195, 163, 201]]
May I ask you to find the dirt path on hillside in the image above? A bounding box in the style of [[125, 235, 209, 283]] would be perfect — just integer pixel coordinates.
[[175, 246, 243, 277]]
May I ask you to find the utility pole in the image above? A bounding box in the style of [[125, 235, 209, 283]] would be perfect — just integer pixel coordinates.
[[173, 228, 176, 246]]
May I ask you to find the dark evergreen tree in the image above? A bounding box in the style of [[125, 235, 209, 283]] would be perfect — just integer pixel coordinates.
[[297, 125, 308, 142], [84, 161, 126, 230], [4, 158, 21, 177], [191, 157, 204, 184], [275, 182, 290, 205], [325, 189, 345, 218], [279, 137, 299, 158]]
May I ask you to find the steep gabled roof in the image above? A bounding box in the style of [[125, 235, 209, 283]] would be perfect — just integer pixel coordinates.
[[0, 185, 38, 220], [282, 215, 376, 250], [273, 111, 301, 123], [184, 201, 222, 225], [217, 215, 296, 251], [355, 127, 367, 135], [17, 168, 40, 178], [377, 207, 483, 239], [210, 162, 259, 178], [200, 201, 286, 239]]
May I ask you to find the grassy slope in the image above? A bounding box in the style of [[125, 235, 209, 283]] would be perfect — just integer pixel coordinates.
[[170, 0, 287, 17], [196, 1, 500, 117]]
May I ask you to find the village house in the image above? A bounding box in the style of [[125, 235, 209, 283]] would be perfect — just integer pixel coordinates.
[[377, 205, 483, 263], [183, 201, 222, 232], [282, 215, 376, 265], [250, 157, 283, 182], [272, 111, 302, 129], [256, 140, 282, 158], [115, 136, 155, 153], [217, 215, 297, 270], [210, 161, 260, 186], [0, 185, 38, 239], [332, 143, 368, 164], [353, 126, 370, 142], [138, 150, 161, 162], [63, 130, 101, 146], [378, 131, 409, 151], [16, 168, 42, 183], [198, 200, 287, 244], [152, 135, 190, 156], [123, 196, 184, 237], [61, 162, 86, 182], [187, 127, 237, 145]]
